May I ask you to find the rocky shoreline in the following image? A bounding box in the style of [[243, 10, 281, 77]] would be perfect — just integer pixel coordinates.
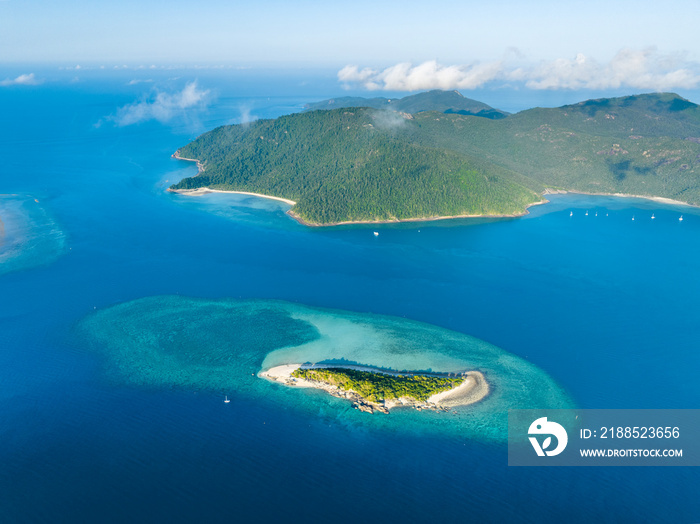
[[259, 363, 489, 414]]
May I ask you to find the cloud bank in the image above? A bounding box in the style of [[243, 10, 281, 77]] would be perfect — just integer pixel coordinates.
[[525, 49, 700, 90], [109, 81, 210, 126], [0, 73, 39, 87], [236, 103, 257, 125], [339, 49, 700, 92], [339, 61, 503, 91]]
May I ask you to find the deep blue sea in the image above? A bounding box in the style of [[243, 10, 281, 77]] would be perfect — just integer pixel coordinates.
[[1, 70, 699, 523]]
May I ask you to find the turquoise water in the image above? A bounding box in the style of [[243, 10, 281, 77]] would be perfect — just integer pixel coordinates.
[[0, 194, 66, 276], [1, 72, 699, 522], [77, 296, 573, 441]]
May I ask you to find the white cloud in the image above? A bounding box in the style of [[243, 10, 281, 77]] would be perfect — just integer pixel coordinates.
[[0, 73, 39, 87], [339, 49, 700, 92], [237, 104, 256, 125], [371, 110, 410, 130], [525, 49, 700, 90], [338, 60, 503, 91], [108, 81, 210, 126]]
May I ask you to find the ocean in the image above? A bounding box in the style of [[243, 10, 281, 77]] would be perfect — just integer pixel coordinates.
[[1, 70, 699, 523]]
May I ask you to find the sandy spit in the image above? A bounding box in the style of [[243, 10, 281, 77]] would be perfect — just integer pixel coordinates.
[[259, 364, 489, 413]]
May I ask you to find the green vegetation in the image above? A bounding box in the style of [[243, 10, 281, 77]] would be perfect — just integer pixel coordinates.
[[408, 92, 700, 203], [291, 367, 464, 402], [171, 91, 700, 224], [171, 108, 542, 224], [304, 89, 509, 119]]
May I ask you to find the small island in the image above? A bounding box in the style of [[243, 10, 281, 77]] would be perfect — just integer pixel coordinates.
[[259, 364, 489, 414]]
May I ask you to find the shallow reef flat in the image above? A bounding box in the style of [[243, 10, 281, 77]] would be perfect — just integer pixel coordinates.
[[0, 194, 67, 276], [76, 296, 574, 440]]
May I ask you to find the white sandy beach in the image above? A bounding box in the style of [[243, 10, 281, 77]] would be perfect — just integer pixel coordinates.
[[546, 188, 695, 209], [259, 364, 313, 386], [609, 193, 692, 207], [259, 364, 489, 412], [170, 187, 297, 206], [426, 371, 489, 407]]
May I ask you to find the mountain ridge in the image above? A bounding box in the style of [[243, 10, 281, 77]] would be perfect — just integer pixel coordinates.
[[304, 89, 509, 119]]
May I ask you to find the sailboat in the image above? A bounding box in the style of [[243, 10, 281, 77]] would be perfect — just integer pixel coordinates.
[[373, 231, 379, 237], [569, 211, 573, 217], [224, 396, 230, 403], [679, 215, 684, 221], [651, 214, 655, 219], [585, 211, 589, 216], [632, 216, 635, 221]]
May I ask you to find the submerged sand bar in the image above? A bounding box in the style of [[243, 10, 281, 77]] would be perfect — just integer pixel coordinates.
[[170, 187, 297, 206], [259, 363, 489, 414]]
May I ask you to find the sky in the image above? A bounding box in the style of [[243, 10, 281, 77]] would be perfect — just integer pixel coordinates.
[[2, 0, 700, 93]]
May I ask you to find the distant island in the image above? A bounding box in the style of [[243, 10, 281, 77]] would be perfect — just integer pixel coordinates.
[[303, 89, 510, 119], [259, 364, 489, 414], [170, 90, 700, 225]]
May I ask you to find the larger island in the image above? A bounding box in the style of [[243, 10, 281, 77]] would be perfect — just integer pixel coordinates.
[[170, 90, 700, 225]]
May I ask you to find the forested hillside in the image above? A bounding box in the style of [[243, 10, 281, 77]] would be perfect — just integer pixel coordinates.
[[409, 93, 700, 203], [172, 108, 542, 224], [171, 92, 700, 224]]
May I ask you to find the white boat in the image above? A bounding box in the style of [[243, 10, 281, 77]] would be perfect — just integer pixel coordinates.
[[651, 214, 655, 219], [585, 211, 589, 216], [595, 212, 598, 217], [373, 231, 379, 237], [679, 215, 684, 221], [632, 216, 635, 221], [569, 211, 573, 217], [224, 396, 230, 403]]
